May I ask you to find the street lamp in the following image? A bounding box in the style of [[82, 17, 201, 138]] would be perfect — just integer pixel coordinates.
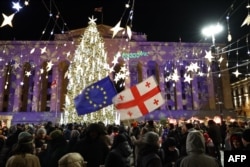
[[202, 23, 224, 123], [202, 23, 223, 46]]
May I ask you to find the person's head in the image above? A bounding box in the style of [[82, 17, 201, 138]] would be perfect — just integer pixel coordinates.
[[165, 137, 176, 151], [58, 152, 87, 167], [142, 131, 160, 147], [186, 130, 205, 154], [36, 127, 47, 139], [112, 134, 127, 149], [49, 129, 65, 144], [13, 131, 34, 154], [242, 128, 250, 147], [230, 133, 243, 150]]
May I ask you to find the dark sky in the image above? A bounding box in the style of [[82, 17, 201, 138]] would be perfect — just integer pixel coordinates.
[[0, 0, 248, 43]]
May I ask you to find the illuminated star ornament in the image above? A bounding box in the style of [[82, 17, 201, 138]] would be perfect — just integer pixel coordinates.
[[241, 3, 250, 27], [46, 61, 53, 71], [12, 2, 23, 12], [1, 13, 15, 27], [232, 69, 241, 78], [110, 20, 124, 38], [204, 50, 214, 62]]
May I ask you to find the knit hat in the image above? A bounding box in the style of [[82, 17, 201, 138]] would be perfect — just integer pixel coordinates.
[[113, 134, 127, 148], [242, 128, 250, 142], [49, 130, 63, 140], [18, 131, 33, 144], [142, 131, 159, 146], [58, 152, 87, 167]]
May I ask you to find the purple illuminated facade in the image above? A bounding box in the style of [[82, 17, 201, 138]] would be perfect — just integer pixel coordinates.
[[0, 25, 234, 126]]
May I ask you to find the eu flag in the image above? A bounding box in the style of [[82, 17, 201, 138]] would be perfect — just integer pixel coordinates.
[[74, 76, 117, 115]]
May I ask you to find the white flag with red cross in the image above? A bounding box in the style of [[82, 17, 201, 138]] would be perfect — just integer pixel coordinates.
[[112, 75, 165, 120]]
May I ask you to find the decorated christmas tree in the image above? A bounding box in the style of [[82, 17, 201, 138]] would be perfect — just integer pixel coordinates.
[[63, 16, 116, 124]]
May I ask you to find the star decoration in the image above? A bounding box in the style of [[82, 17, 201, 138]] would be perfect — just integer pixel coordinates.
[[218, 56, 224, 63], [12, 2, 22, 12], [110, 20, 124, 38], [204, 50, 214, 62], [232, 69, 241, 78], [25, 71, 32, 77], [30, 48, 35, 54], [184, 74, 193, 84], [88, 16, 97, 24], [40, 47, 47, 54], [1, 13, 15, 27], [66, 51, 70, 57], [171, 69, 180, 82], [191, 62, 200, 72], [13, 62, 20, 69], [126, 26, 132, 40], [241, 14, 250, 27], [46, 61, 53, 71]]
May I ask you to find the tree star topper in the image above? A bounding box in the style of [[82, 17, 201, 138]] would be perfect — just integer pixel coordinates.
[[88, 16, 97, 24]]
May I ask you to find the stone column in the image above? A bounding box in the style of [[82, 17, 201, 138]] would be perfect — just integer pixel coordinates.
[[31, 67, 41, 112], [12, 68, 23, 112], [158, 65, 166, 110], [191, 76, 199, 110], [0, 65, 7, 111], [175, 69, 183, 110]]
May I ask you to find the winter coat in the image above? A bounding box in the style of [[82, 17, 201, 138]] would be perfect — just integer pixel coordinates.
[[177, 130, 219, 167], [105, 141, 132, 167], [6, 153, 41, 167]]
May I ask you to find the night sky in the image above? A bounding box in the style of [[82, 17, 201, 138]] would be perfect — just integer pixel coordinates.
[[0, 0, 249, 82], [0, 0, 247, 43]]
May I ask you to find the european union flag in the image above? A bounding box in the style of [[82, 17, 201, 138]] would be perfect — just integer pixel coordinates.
[[74, 76, 117, 115]]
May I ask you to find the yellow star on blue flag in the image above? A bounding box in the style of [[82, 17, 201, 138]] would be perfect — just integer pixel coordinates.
[[74, 76, 117, 115]]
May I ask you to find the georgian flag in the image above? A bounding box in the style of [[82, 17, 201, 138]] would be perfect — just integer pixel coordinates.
[[112, 76, 165, 120]]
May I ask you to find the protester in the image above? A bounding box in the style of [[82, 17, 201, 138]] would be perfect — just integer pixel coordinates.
[[38, 129, 69, 167], [137, 131, 163, 167], [241, 128, 250, 150], [58, 152, 87, 167], [176, 130, 219, 167], [73, 123, 110, 167], [5, 131, 41, 167], [161, 137, 179, 167], [105, 134, 132, 167]]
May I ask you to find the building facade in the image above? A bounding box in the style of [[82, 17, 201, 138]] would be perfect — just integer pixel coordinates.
[[0, 25, 234, 125]]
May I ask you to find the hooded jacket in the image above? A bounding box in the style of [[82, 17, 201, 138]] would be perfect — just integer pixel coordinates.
[[179, 130, 219, 167]]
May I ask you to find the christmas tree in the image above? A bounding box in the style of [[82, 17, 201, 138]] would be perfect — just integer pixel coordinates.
[[63, 16, 116, 124]]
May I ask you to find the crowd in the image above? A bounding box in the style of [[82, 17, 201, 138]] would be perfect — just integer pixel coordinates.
[[0, 119, 250, 167]]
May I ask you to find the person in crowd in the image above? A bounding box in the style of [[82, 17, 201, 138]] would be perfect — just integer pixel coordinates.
[[58, 152, 87, 167], [203, 132, 216, 157], [73, 123, 110, 167], [161, 137, 179, 167], [131, 126, 149, 167], [38, 129, 69, 167], [137, 131, 163, 167], [220, 121, 227, 150], [67, 129, 80, 152], [207, 120, 222, 167], [63, 123, 73, 141], [176, 130, 219, 167], [230, 132, 243, 150], [34, 127, 49, 155], [5, 131, 41, 167], [179, 123, 194, 157], [241, 128, 250, 150], [105, 134, 132, 167]]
